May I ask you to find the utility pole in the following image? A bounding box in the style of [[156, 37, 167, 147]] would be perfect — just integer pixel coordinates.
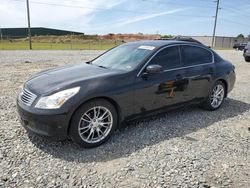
[[212, 0, 220, 48], [0, 26, 2, 40], [26, 0, 32, 49]]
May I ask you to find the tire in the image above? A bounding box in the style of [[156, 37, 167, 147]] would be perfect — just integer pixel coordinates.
[[69, 99, 118, 148], [200, 81, 226, 111], [245, 57, 250, 62]]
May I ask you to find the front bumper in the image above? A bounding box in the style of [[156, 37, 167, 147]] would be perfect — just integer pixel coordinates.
[[17, 101, 69, 140]]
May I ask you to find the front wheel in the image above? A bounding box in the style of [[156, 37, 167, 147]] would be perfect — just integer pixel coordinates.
[[69, 99, 117, 148], [200, 81, 226, 111]]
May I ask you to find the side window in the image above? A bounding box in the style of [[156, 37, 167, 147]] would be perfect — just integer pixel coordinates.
[[149, 46, 181, 70], [182, 46, 212, 66]]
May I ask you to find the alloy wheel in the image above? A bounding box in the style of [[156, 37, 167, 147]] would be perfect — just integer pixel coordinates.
[[210, 84, 225, 108], [78, 106, 113, 143]]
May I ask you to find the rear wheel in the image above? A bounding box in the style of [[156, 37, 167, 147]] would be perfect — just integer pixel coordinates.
[[245, 57, 250, 62], [69, 99, 117, 148], [200, 81, 226, 111]]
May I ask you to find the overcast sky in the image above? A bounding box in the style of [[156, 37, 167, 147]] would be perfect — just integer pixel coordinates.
[[0, 0, 250, 36]]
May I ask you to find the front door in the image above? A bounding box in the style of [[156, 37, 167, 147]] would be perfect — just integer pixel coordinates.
[[133, 45, 189, 114]]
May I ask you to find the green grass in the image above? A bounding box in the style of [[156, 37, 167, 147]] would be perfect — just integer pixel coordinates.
[[0, 41, 120, 50], [0, 41, 234, 50]]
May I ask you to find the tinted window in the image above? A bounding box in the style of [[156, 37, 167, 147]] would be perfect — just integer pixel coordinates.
[[182, 46, 212, 66], [149, 46, 181, 70], [214, 52, 223, 62]]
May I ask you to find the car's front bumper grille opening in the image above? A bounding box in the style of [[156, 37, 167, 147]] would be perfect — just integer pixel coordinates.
[[20, 89, 37, 106]]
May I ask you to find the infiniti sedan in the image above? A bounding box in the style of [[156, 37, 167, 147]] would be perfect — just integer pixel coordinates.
[[17, 40, 236, 147]]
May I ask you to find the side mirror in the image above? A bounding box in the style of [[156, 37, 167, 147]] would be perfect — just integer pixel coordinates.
[[145, 64, 163, 75]]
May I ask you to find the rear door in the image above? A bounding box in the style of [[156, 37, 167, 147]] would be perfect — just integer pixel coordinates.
[[181, 45, 215, 101]]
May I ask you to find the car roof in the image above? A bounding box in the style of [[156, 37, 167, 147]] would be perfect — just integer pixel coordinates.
[[125, 40, 204, 48]]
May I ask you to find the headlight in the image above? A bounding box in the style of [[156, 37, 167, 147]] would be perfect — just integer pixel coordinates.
[[35, 87, 80, 109]]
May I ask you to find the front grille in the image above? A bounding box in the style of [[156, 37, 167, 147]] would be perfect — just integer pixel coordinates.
[[20, 88, 37, 106]]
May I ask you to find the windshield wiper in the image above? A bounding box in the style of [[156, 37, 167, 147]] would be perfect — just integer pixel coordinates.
[[97, 65, 108, 69], [87, 62, 108, 69]]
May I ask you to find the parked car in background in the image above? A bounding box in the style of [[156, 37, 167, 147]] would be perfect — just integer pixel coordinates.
[[17, 40, 236, 148], [243, 42, 250, 62], [233, 43, 247, 51]]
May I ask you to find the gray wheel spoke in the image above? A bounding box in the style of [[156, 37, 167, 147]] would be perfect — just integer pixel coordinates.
[[96, 107, 101, 118], [100, 110, 108, 119], [99, 123, 110, 128], [97, 128, 104, 135], [79, 124, 91, 131], [81, 117, 91, 123], [96, 129, 101, 138], [100, 121, 112, 125], [217, 89, 223, 95], [214, 99, 218, 106], [87, 129, 94, 140], [93, 107, 100, 118], [84, 114, 92, 121], [91, 130, 95, 140], [80, 126, 91, 134], [211, 99, 216, 106], [102, 114, 110, 121], [93, 107, 97, 118]]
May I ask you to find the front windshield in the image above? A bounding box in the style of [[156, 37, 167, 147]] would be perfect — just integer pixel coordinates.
[[91, 44, 155, 71]]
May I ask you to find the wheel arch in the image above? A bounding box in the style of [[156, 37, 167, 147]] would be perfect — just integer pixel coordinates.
[[67, 96, 123, 135], [217, 78, 228, 98]]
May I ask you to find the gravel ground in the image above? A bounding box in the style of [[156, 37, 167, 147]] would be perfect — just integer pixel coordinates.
[[0, 50, 249, 188]]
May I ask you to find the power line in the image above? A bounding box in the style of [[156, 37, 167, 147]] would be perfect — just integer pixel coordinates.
[[10, 0, 212, 18], [221, 8, 250, 17], [222, 3, 250, 15], [220, 18, 250, 28], [10, 0, 161, 15], [142, 0, 215, 9]]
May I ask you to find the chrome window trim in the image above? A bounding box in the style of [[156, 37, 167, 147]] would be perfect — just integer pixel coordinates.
[[162, 62, 214, 73], [137, 43, 215, 77]]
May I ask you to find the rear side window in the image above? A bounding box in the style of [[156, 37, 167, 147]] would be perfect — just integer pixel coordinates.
[[149, 46, 181, 70], [182, 46, 212, 66]]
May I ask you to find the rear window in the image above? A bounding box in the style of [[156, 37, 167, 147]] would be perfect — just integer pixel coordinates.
[[213, 51, 223, 62], [182, 46, 212, 66]]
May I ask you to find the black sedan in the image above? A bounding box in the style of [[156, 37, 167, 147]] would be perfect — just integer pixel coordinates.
[[17, 40, 236, 147], [243, 42, 250, 62]]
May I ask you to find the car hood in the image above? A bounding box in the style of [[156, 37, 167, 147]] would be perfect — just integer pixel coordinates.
[[25, 63, 118, 94]]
